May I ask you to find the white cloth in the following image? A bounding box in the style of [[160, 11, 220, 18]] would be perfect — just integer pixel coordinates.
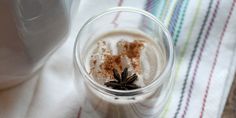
[[0, 0, 235, 118]]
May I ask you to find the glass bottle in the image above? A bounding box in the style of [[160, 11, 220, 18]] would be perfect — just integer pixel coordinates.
[[0, 0, 79, 89]]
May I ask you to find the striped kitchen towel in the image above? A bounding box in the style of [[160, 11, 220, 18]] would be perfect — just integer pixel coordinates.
[[143, 0, 236, 117]]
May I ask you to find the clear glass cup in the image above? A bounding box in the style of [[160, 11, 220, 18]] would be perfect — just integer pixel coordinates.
[[74, 7, 174, 118]]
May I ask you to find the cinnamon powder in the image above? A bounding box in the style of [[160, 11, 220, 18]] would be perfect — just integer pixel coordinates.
[[122, 40, 144, 59], [90, 40, 144, 80]]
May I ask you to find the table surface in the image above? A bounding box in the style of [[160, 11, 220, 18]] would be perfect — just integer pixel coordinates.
[[223, 74, 236, 118]]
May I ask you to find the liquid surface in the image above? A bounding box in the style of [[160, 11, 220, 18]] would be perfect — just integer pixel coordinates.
[[85, 30, 166, 87]]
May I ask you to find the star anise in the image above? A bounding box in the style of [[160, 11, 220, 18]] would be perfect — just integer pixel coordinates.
[[104, 68, 140, 90]]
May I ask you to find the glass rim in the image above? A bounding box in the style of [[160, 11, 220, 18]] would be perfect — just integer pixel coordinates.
[[74, 7, 174, 95]]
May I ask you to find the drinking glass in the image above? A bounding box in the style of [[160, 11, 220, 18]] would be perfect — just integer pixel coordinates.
[[74, 7, 174, 118]]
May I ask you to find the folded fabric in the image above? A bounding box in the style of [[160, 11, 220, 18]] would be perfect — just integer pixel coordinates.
[[0, 0, 235, 118]]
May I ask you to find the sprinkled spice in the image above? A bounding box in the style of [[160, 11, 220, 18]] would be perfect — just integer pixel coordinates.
[[99, 54, 122, 78], [121, 40, 144, 59], [90, 40, 144, 82]]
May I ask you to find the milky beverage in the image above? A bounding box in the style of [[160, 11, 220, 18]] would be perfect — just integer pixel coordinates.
[[0, 0, 69, 89], [80, 30, 167, 118]]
